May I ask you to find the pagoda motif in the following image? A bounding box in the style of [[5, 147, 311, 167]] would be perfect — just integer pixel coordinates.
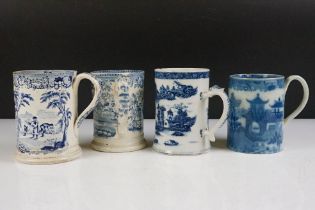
[[244, 93, 269, 140], [156, 104, 166, 132], [237, 93, 285, 142], [155, 103, 196, 136], [269, 97, 284, 120], [228, 91, 285, 153]]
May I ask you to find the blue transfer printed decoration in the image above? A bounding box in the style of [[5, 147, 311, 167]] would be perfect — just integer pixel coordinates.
[[227, 74, 286, 154], [90, 70, 146, 152], [13, 70, 101, 164], [13, 70, 75, 154], [153, 68, 229, 155]]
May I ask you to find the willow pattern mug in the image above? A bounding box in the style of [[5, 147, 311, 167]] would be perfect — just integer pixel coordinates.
[[227, 74, 309, 154], [13, 70, 101, 164], [90, 70, 146, 152], [153, 68, 229, 155]]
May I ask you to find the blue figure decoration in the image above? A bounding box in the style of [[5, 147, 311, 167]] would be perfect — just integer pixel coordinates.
[[23, 125, 29, 136], [30, 116, 39, 139], [39, 123, 54, 137]]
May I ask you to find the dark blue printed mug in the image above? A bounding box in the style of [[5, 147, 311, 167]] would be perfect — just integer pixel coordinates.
[[227, 74, 309, 154]]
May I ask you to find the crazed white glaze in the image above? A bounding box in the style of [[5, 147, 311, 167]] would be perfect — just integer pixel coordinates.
[[13, 70, 101, 164], [90, 70, 146, 152], [153, 68, 229, 155]]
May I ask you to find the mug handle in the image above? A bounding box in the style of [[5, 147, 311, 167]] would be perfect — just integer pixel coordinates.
[[284, 75, 309, 125], [200, 85, 229, 142], [72, 72, 101, 135]]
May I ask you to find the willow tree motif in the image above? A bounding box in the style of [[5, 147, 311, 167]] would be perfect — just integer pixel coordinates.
[[14, 91, 34, 116], [14, 91, 34, 132], [40, 91, 72, 151]]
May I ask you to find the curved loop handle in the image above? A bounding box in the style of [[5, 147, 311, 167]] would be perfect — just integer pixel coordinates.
[[200, 85, 229, 142], [284, 75, 309, 125], [72, 72, 101, 135]]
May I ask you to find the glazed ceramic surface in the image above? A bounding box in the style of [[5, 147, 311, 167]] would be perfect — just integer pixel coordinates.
[[91, 70, 146, 152], [13, 70, 101, 164], [227, 74, 309, 154], [153, 68, 229, 155]]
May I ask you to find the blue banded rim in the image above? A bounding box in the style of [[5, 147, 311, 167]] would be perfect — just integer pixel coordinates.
[[155, 68, 209, 79], [91, 70, 144, 76], [230, 74, 284, 80], [13, 70, 77, 76], [155, 68, 209, 73]]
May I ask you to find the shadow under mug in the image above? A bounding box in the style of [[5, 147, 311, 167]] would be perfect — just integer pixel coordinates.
[[13, 70, 101, 164], [227, 74, 309, 154]]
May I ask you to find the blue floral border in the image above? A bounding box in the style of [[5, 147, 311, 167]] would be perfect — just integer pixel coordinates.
[[155, 72, 209, 80], [229, 78, 285, 92], [13, 72, 74, 90]]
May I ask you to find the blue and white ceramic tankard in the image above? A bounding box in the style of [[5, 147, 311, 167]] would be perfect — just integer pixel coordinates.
[[13, 70, 101, 164], [153, 68, 229, 155], [90, 70, 146, 152], [227, 74, 309, 154]]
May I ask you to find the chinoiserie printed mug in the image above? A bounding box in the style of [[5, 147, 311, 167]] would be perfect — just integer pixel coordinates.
[[153, 68, 229, 155], [90, 70, 146, 152], [13, 70, 101, 164], [227, 74, 309, 154]]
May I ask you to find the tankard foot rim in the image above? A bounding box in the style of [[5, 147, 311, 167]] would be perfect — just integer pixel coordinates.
[[90, 138, 147, 153], [15, 145, 82, 165], [152, 146, 210, 156], [227, 145, 283, 154]]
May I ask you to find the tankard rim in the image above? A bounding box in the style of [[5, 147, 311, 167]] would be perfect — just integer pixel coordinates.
[[155, 68, 209, 73], [13, 70, 77, 75], [91, 70, 144, 75], [230, 73, 284, 80]]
